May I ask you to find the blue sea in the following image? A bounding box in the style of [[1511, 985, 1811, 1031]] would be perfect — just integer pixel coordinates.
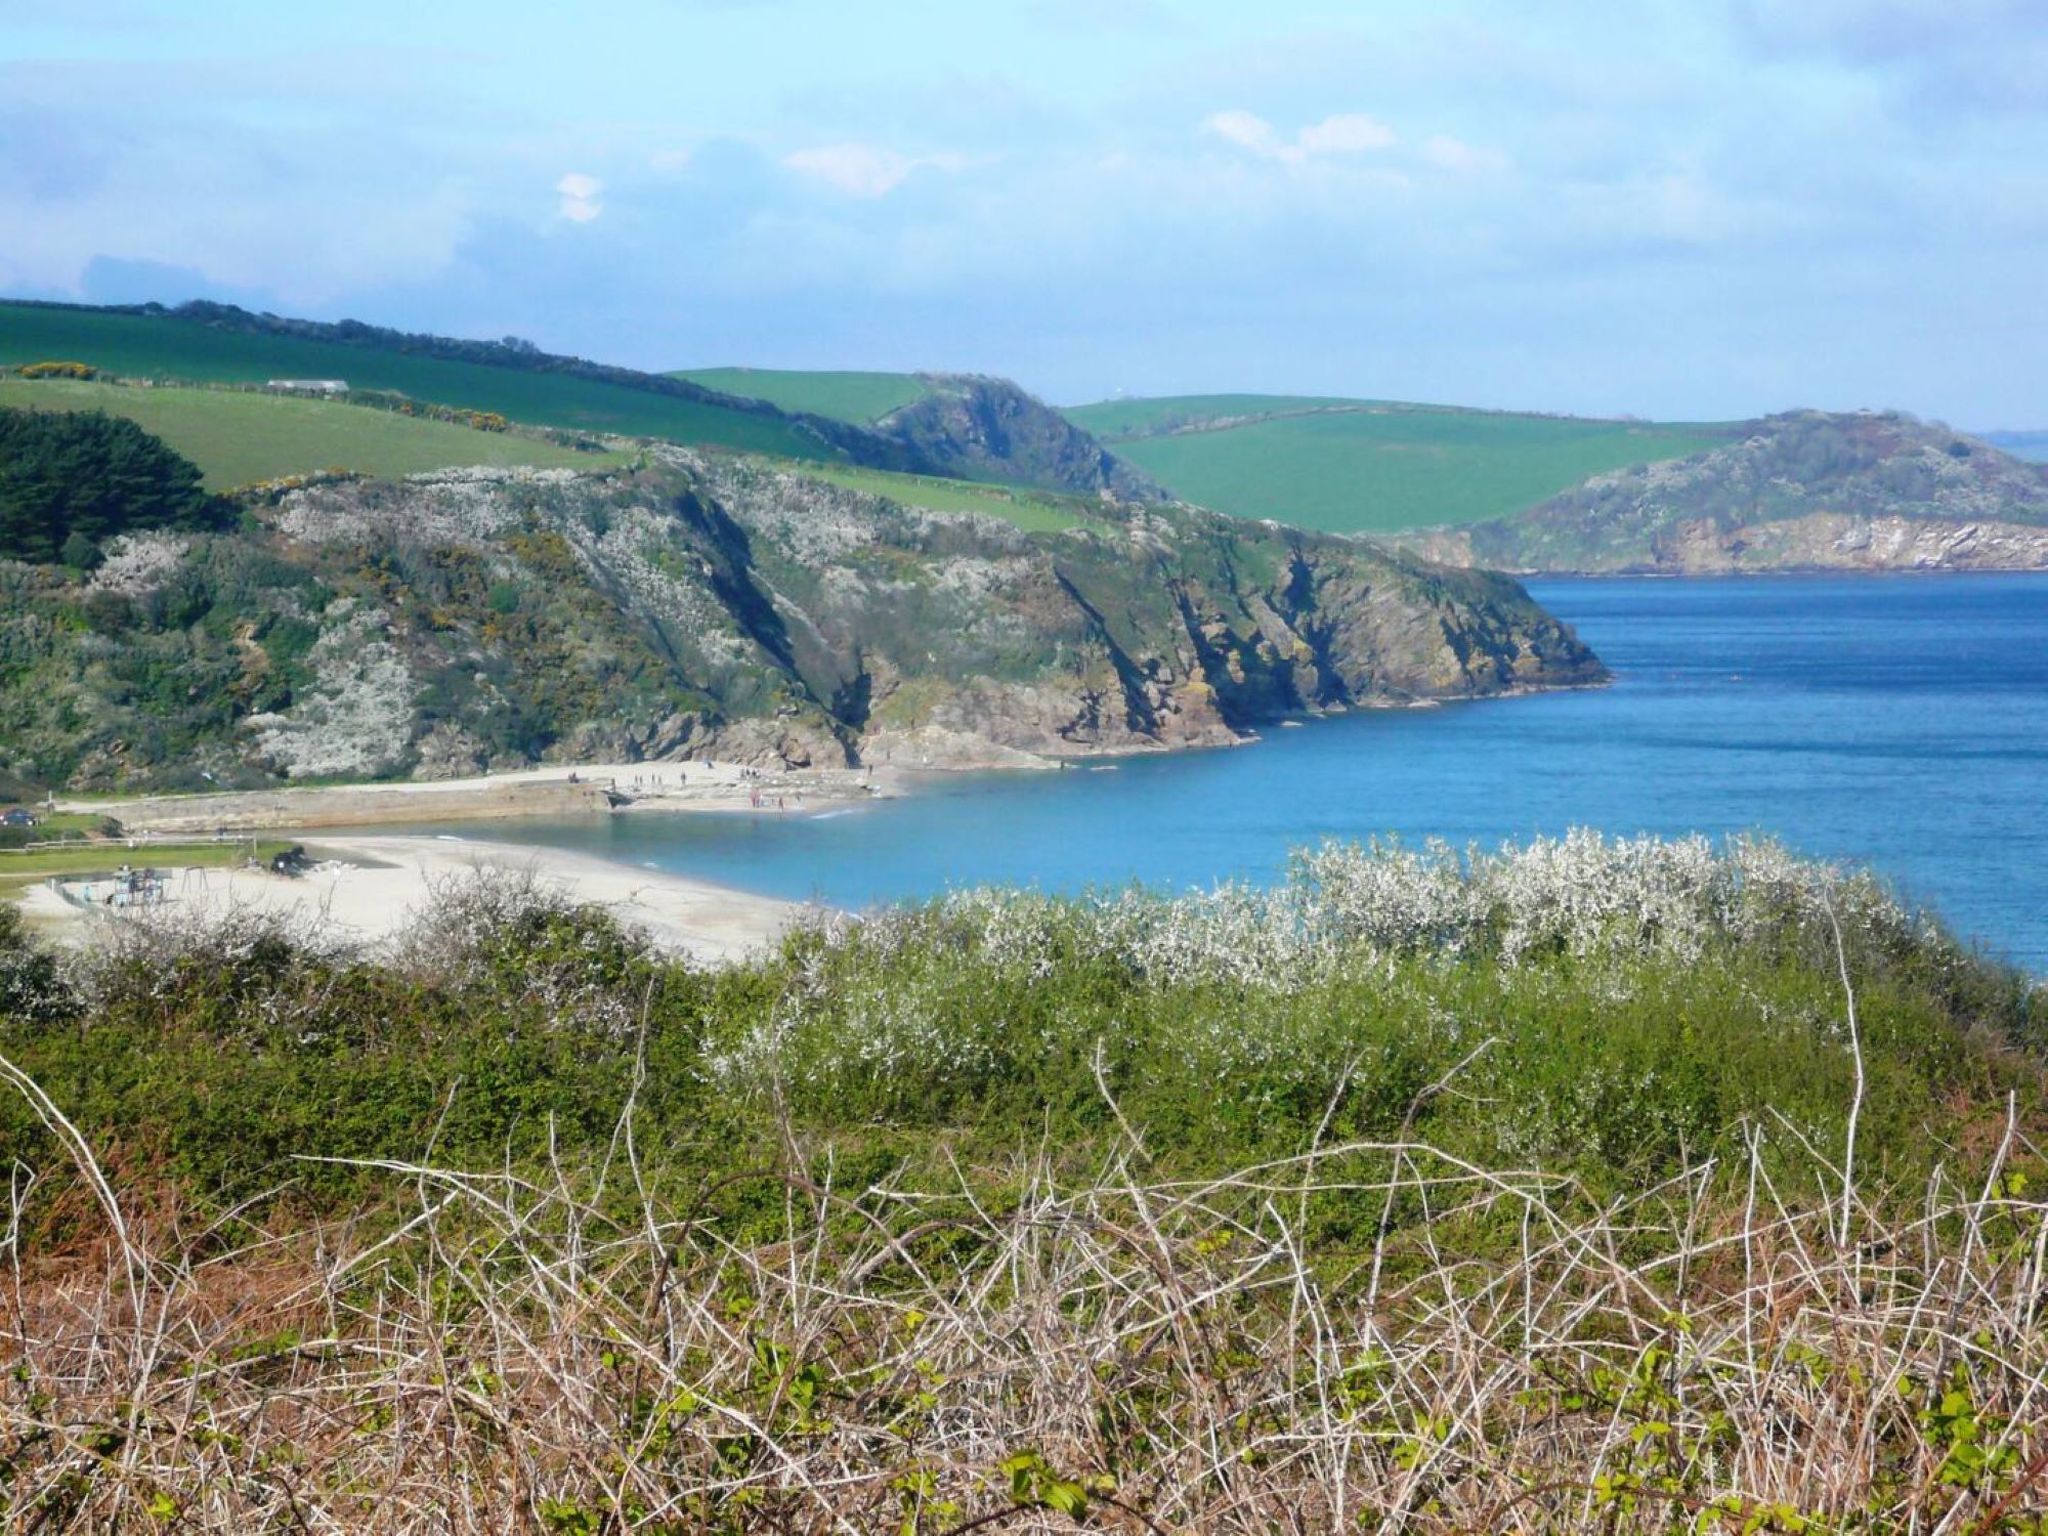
[[426, 575, 2048, 970]]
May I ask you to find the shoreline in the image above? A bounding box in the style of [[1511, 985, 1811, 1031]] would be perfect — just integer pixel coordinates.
[[45, 675, 1616, 839], [17, 832, 805, 964], [1515, 565, 2048, 581], [51, 760, 905, 836]]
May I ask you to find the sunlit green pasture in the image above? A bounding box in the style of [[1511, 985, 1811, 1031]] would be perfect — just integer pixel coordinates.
[[1063, 394, 1732, 532], [0, 378, 623, 487], [0, 302, 830, 458], [675, 367, 931, 425], [771, 459, 1102, 532]]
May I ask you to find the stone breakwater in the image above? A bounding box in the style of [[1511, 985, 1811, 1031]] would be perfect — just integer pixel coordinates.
[[57, 776, 615, 836], [56, 762, 897, 835]]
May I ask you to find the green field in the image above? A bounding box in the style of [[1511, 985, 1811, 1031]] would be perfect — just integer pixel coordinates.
[[0, 303, 830, 459], [0, 378, 623, 487], [0, 838, 293, 900], [1064, 392, 1369, 440], [0, 812, 108, 839], [782, 459, 1097, 531], [674, 366, 931, 424], [1064, 394, 1732, 533]]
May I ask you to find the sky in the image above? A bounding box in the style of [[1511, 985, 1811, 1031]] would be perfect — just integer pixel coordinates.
[[1, 0, 2043, 424]]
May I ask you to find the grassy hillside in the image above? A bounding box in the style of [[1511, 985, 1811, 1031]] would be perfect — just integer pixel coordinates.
[[0, 378, 620, 487], [0, 301, 830, 459], [778, 459, 1099, 532], [1410, 410, 2048, 574], [1065, 392, 1367, 439], [674, 366, 931, 425], [1064, 394, 1731, 533]]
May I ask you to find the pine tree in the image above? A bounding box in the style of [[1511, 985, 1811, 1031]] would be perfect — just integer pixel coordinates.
[[0, 407, 222, 564]]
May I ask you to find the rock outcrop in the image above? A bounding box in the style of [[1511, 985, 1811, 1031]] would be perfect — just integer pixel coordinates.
[[1404, 411, 2048, 574], [876, 376, 1165, 503], [0, 456, 1604, 792]]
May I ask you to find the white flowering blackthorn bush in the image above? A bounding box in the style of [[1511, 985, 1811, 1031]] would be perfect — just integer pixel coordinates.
[[712, 832, 1948, 1115]]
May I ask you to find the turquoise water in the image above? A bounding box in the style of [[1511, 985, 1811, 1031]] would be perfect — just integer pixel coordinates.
[[429, 575, 2048, 969]]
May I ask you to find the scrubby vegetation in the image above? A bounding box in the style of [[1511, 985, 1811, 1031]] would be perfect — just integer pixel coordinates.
[[778, 458, 1105, 531], [0, 406, 226, 565], [1, 835, 2045, 1529]]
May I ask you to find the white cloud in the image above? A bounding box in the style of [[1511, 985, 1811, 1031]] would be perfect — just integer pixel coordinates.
[[556, 171, 602, 222], [1201, 109, 1397, 166], [782, 142, 965, 198], [784, 144, 912, 198], [1419, 135, 1509, 175], [1201, 109, 1285, 157], [1298, 113, 1397, 155]]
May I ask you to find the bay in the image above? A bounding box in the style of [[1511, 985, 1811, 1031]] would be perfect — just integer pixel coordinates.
[[418, 574, 2048, 970]]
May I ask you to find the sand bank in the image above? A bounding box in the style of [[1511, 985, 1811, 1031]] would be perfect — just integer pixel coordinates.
[[17, 833, 804, 965]]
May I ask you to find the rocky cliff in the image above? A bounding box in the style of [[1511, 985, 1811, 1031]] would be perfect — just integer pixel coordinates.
[[876, 376, 1165, 503], [0, 456, 1602, 792], [1405, 411, 2048, 574]]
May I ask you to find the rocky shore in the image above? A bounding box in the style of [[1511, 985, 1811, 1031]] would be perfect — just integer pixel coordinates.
[[1403, 411, 2048, 575], [5, 454, 1605, 793]]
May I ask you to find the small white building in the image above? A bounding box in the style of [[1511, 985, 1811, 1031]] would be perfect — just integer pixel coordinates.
[[265, 379, 349, 395]]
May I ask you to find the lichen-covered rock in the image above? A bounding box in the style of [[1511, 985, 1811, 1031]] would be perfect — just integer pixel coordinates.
[[412, 721, 492, 780], [244, 601, 418, 779], [877, 376, 1165, 502], [0, 456, 1603, 790]]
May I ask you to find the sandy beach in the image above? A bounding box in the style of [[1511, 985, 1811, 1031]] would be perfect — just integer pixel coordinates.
[[17, 833, 806, 965]]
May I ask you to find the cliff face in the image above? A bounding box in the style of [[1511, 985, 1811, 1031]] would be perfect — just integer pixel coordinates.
[[1405, 411, 2048, 574], [0, 456, 1602, 792], [877, 376, 1166, 504]]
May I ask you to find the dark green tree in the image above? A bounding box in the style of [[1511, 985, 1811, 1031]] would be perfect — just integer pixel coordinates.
[[0, 407, 224, 565]]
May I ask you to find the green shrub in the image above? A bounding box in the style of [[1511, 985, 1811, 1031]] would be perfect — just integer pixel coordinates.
[[0, 902, 70, 1021], [0, 839, 2035, 1229]]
